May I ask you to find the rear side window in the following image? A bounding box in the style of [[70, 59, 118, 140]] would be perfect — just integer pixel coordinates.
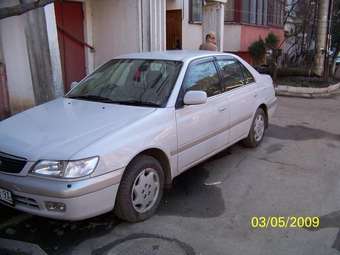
[[216, 58, 244, 91], [239, 63, 255, 84], [183, 61, 221, 97]]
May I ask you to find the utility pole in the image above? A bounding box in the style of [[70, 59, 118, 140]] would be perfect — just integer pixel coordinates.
[[313, 0, 330, 77]]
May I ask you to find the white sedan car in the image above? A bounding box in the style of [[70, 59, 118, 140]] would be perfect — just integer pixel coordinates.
[[0, 51, 277, 222]]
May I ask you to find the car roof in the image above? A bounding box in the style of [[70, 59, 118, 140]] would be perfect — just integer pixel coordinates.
[[115, 50, 232, 62]]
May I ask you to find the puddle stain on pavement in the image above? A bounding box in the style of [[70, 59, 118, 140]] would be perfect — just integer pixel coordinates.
[[326, 143, 339, 149], [265, 143, 284, 154]]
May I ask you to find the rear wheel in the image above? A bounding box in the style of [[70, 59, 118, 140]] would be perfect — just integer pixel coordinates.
[[114, 155, 164, 222], [242, 108, 266, 148]]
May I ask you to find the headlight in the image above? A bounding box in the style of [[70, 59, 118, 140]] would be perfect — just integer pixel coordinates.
[[64, 157, 99, 178], [31, 157, 99, 178]]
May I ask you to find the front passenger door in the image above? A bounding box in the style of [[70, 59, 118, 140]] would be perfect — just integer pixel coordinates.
[[175, 58, 229, 173]]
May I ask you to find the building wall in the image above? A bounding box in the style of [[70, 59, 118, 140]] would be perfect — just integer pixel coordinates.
[[90, 0, 140, 67], [166, 0, 202, 50], [0, 15, 36, 114], [0, 0, 166, 117], [0, 1, 62, 116], [240, 25, 284, 52], [236, 25, 284, 64], [224, 24, 241, 51]]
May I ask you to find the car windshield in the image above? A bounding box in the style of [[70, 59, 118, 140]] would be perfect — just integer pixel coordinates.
[[67, 59, 183, 107]]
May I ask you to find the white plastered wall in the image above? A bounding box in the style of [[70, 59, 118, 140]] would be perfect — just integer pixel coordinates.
[[0, 15, 35, 113], [90, 0, 140, 67], [223, 24, 241, 52]]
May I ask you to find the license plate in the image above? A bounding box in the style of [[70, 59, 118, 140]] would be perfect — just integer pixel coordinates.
[[0, 188, 14, 205]]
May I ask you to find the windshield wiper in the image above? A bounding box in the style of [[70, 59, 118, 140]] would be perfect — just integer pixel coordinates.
[[68, 96, 160, 107], [68, 95, 116, 103], [116, 100, 161, 107]]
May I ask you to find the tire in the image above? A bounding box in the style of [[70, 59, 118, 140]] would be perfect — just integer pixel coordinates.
[[114, 155, 164, 222], [242, 108, 266, 148]]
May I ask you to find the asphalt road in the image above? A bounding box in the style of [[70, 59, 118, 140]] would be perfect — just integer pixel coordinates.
[[1, 94, 340, 255]]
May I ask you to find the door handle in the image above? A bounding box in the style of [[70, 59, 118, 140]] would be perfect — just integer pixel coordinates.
[[218, 107, 227, 112]]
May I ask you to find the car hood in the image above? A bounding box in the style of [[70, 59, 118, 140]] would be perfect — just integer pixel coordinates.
[[0, 98, 156, 161]]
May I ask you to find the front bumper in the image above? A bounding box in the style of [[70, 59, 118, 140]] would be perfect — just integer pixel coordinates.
[[0, 169, 123, 220]]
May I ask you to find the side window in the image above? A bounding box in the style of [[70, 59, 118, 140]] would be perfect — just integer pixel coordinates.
[[183, 61, 221, 97], [216, 57, 244, 91], [239, 63, 255, 84]]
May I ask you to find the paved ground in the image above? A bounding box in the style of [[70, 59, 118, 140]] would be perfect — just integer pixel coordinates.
[[1, 94, 340, 255]]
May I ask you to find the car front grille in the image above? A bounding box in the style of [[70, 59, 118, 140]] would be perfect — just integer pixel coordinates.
[[0, 152, 27, 174]]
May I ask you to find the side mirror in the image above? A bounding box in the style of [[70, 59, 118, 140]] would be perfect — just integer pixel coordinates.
[[70, 81, 78, 90], [183, 90, 207, 105]]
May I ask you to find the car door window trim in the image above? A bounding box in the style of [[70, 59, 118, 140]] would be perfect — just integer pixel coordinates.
[[175, 56, 222, 109], [215, 56, 247, 93]]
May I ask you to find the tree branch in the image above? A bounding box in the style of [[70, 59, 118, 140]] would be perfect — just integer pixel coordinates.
[[0, 0, 55, 20], [283, 0, 300, 25]]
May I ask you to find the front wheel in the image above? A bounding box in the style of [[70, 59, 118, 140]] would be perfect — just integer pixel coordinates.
[[242, 108, 266, 148], [114, 155, 164, 222]]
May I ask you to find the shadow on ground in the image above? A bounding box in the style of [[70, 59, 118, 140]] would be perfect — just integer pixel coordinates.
[[0, 206, 120, 255], [305, 210, 340, 252], [158, 164, 225, 219], [267, 124, 340, 141]]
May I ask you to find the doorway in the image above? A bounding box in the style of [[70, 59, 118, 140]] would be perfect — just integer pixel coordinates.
[[166, 10, 182, 50], [55, 0, 86, 92]]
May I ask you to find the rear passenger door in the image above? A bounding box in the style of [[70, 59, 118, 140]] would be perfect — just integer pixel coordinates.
[[175, 58, 229, 172], [215, 56, 257, 144]]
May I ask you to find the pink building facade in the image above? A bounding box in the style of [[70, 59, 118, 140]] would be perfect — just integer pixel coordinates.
[[223, 0, 285, 64], [238, 25, 285, 64]]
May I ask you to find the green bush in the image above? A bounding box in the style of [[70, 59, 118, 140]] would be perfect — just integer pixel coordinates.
[[249, 33, 280, 67], [248, 38, 266, 63], [265, 32, 279, 49]]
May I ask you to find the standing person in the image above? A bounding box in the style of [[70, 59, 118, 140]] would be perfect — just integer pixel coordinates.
[[199, 32, 218, 51]]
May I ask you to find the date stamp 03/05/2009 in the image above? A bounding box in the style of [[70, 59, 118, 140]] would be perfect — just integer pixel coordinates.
[[250, 216, 320, 229]]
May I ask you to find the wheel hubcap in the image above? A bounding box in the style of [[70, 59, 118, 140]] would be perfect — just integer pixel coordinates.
[[254, 114, 265, 142], [131, 168, 160, 213]]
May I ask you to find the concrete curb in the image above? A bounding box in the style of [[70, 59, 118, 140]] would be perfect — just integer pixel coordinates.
[[275, 82, 340, 98], [0, 238, 47, 255]]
